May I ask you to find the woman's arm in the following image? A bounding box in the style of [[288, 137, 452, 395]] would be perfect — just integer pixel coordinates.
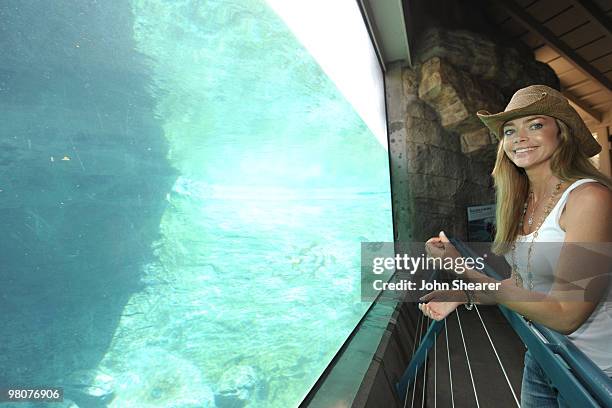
[[419, 278, 514, 321], [452, 184, 612, 334], [458, 267, 605, 334]]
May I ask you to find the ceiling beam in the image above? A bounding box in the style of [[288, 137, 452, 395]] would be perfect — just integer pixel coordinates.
[[563, 90, 602, 123], [361, 0, 412, 68], [498, 0, 612, 94], [401, 0, 414, 67], [592, 100, 612, 110], [568, 0, 612, 45], [359, 0, 387, 72], [564, 78, 591, 92]]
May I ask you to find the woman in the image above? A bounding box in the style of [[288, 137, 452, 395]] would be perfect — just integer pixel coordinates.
[[418, 85, 612, 407]]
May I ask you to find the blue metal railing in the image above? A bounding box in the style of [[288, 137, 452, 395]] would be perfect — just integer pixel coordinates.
[[396, 238, 612, 407]]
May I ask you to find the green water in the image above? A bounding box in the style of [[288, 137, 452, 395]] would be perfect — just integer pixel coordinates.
[[0, 0, 392, 406]]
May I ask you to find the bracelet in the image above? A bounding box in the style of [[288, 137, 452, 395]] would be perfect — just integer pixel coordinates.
[[463, 289, 474, 310]]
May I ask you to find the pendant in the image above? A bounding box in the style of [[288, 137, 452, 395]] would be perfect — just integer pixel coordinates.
[[511, 268, 523, 288], [528, 275, 534, 290], [527, 216, 533, 226]]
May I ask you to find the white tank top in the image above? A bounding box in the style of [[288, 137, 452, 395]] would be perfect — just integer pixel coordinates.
[[503, 178, 612, 376]]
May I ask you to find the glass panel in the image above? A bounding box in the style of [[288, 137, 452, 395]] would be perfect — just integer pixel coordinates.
[[0, 1, 392, 407]]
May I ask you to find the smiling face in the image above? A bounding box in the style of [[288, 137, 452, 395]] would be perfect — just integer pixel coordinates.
[[501, 115, 561, 169]]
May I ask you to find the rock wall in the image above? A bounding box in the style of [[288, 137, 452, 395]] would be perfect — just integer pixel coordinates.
[[0, 1, 177, 395], [388, 27, 558, 242]]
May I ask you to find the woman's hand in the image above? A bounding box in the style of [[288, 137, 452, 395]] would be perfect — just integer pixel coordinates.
[[418, 290, 464, 321], [418, 299, 462, 321], [425, 231, 462, 267]]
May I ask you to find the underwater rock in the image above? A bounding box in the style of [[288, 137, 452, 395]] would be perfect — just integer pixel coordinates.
[[171, 176, 213, 199], [60, 368, 115, 407], [215, 365, 266, 408], [109, 346, 215, 407]]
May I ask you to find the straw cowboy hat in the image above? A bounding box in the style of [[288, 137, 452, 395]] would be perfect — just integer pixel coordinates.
[[476, 85, 601, 157]]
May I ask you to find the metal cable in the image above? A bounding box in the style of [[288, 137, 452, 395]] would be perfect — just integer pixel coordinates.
[[410, 310, 425, 408], [421, 317, 430, 408], [434, 321, 437, 408], [404, 310, 424, 408], [410, 311, 427, 408], [474, 305, 520, 407], [456, 308, 480, 408], [445, 319, 454, 408]]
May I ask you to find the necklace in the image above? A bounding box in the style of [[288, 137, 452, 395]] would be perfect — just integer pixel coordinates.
[[526, 191, 535, 226], [511, 180, 564, 290], [523, 173, 554, 230]]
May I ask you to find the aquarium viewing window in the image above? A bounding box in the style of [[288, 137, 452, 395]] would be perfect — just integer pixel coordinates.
[[0, 0, 393, 407]]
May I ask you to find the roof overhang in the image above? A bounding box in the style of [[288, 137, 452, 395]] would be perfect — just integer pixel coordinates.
[[359, 0, 412, 70]]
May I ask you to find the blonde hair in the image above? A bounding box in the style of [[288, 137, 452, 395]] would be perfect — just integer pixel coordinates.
[[491, 118, 612, 255]]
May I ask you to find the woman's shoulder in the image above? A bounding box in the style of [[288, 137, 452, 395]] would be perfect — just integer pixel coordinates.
[[566, 179, 612, 204], [562, 179, 612, 239]]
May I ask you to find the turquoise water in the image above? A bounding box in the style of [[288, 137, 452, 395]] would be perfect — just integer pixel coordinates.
[[0, 1, 392, 407]]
